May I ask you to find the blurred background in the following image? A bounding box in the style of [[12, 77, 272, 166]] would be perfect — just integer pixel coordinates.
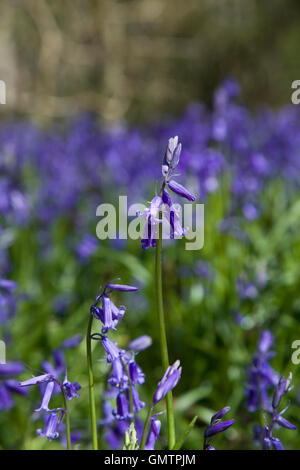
[[1, 0, 300, 123], [1, 0, 300, 451]]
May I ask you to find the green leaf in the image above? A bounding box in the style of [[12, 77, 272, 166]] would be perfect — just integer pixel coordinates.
[[171, 416, 198, 450]]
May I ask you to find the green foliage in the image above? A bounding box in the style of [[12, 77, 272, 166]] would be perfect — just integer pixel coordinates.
[[1, 177, 300, 450]]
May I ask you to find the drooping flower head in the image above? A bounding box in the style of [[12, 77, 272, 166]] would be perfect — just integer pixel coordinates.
[[203, 406, 235, 450], [20, 370, 80, 441], [138, 136, 195, 250], [153, 360, 182, 405]]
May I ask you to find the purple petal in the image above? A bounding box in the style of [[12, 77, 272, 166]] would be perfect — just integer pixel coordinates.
[[275, 416, 296, 430], [20, 374, 54, 387], [167, 180, 195, 202], [205, 419, 235, 438], [35, 381, 55, 412], [144, 417, 161, 450], [210, 406, 231, 425], [271, 437, 284, 450], [105, 283, 138, 292]]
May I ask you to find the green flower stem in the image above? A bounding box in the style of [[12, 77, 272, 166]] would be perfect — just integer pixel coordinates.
[[155, 211, 176, 449], [122, 358, 135, 425], [86, 314, 99, 450], [140, 404, 153, 450], [62, 390, 72, 450]]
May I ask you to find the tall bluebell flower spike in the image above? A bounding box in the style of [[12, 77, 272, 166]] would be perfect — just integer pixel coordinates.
[[91, 280, 147, 448], [138, 137, 193, 449], [203, 406, 235, 450], [262, 373, 296, 450]]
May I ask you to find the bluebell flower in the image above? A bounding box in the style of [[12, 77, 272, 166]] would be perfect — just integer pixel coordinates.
[[20, 370, 80, 441], [62, 374, 81, 400], [204, 406, 234, 450], [138, 136, 195, 249], [167, 180, 195, 202], [153, 360, 181, 404], [36, 411, 64, 440], [144, 416, 161, 450]]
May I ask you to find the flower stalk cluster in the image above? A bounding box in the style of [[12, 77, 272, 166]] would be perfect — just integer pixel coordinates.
[[137, 136, 194, 449], [89, 281, 149, 448]]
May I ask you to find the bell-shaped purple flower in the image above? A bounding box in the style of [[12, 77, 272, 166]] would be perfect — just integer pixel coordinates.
[[101, 336, 122, 363], [275, 416, 296, 430], [130, 386, 145, 413], [144, 417, 161, 450], [272, 376, 287, 409], [105, 283, 138, 293], [62, 374, 81, 400], [101, 295, 117, 333], [167, 180, 195, 202], [129, 361, 145, 386], [153, 360, 181, 404], [210, 406, 231, 425], [110, 299, 126, 321], [108, 357, 128, 389], [205, 419, 235, 438], [35, 381, 55, 412], [113, 392, 133, 421], [271, 437, 284, 450], [91, 334, 122, 363], [204, 406, 234, 449], [20, 373, 54, 387], [36, 411, 64, 440]]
